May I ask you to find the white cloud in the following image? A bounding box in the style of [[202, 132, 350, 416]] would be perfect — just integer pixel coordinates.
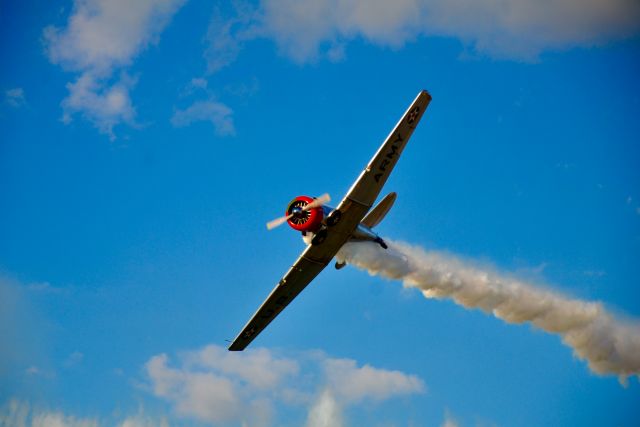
[[31, 413, 99, 427], [206, 0, 640, 64], [2, 342, 424, 427], [189, 78, 208, 90], [5, 88, 26, 107], [204, 3, 260, 73], [171, 100, 235, 135], [145, 350, 284, 425], [44, 0, 185, 137], [0, 400, 171, 427], [61, 73, 136, 138], [324, 357, 425, 403], [0, 277, 47, 379], [184, 344, 299, 389], [421, 0, 640, 58], [23, 365, 56, 380], [144, 345, 425, 426], [441, 410, 460, 427], [0, 399, 29, 427], [116, 414, 170, 427], [0, 400, 98, 427], [305, 390, 344, 427], [44, 0, 185, 73], [260, 0, 422, 62]]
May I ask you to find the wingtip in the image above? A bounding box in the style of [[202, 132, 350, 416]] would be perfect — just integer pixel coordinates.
[[227, 342, 244, 351]]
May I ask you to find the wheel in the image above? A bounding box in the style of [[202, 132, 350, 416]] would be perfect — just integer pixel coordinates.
[[326, 209, 342, 227], [311, 228, 328, 245]]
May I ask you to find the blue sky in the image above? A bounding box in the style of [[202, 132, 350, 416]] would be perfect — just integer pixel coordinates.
[[1, 0, 639, 426]]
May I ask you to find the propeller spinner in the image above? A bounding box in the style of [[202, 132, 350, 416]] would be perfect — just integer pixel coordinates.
[[266, 193, 330, 230]]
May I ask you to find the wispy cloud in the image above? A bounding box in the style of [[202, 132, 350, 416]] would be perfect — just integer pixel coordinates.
[[204, 2, 260, 74], [305, 390, 344, 427], [0, 400, 171, 427], [44, 0, 186, 138], [0, 400, 98, 427], [0, 277, 48, 379], [23, 367, 60, 382], [144, 344, 424, 425], [59, 72, 137, 136], [63, 351, 84, 368], [189, 77, 207, 90], [171, 100, 235, 135], [115, 414, 172, 427], [5, 88, 26, 108], [203, 0, 640, 66], [441, 410, 460, 427], [26, 281, 67, 295]]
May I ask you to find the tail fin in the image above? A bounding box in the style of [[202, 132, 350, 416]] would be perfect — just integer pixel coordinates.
[[361, 192, 396, 228]]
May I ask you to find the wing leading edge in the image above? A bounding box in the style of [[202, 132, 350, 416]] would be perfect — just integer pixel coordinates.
[[228, 90, 431, 351]]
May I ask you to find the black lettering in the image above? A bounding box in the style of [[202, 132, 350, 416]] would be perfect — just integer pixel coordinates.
[[374, 173, 383, 182], [260, 309, 274, 319], [386, 145, 398, 160], [407, 107, 420, 124], [380, 159, 390, 171]]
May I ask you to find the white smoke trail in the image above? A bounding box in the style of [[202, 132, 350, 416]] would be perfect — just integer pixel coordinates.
[[335, 240, 640, 383]]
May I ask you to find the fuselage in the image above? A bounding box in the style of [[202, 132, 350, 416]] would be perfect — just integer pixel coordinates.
[[286, 196, 385, 247]]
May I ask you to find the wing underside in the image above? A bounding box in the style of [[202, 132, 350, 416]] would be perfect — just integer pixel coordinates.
[[228, 251, 329, 351], [339, 90, 431, 211]]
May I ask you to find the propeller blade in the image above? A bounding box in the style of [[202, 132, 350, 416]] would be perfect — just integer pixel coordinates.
[[303, 193, 331, 211], [266, 214, 293, 230]]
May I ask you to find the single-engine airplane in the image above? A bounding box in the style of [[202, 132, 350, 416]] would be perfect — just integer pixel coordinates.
[[228, 90, 431, 351]]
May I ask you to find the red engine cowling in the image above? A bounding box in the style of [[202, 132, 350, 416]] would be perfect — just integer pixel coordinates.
[[286, 195, 324, 232]]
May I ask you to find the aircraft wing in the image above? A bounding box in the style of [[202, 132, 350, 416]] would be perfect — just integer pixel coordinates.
[[228, 90, 431, 351], [228, 248, 330, 351], [228, 200, 373, 351], [338, 90, 431, 212]]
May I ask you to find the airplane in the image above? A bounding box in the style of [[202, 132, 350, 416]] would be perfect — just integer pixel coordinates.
[[228, 90, 432, 351]]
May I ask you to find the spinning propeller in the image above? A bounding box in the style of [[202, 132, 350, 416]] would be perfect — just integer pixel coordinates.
[[266, 193, 330, 230]]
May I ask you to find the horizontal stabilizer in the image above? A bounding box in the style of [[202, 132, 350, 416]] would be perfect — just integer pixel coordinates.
[[361, 192, 397, 228]]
